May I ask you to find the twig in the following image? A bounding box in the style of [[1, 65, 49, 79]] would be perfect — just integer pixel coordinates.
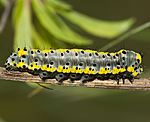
[[100, 21, 150, 51], [0, 0, 14, 33], [0, 67, 150, 90]]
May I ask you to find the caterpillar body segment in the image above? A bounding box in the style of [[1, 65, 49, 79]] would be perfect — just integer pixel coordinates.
[[5, 48, 143, 84]]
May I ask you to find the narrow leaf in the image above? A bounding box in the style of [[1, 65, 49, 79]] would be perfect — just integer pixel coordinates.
[[60, 11, 135, 38], [32, 0, 91, 45], [45, 3, 92, 45], [32, 26, 52, 49], [32, 0, 66, 41], [12, 0, 23, 27], [0, 0, 8, 6], [13, 0, 32, 50], [46, 0, 72, 11]]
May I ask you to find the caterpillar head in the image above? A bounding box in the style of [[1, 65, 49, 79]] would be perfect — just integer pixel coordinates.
[[5, 53, 19, 70]]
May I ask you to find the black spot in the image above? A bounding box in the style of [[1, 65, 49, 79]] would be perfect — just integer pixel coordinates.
[[107, 63, 110, 66], [132, 65, 134, 67], [135, 62, 138, 65], [117, 62, 120, 65], [135, 67, 138, 70], [122, 62, 125, 65], [102, 55, 105, 58], [6, 60, 8, 63], [63, 66, 65, 69], [14, 54, 17, 56], [61, 53, 64, 56], [19, 59, 21, 62], [76, 67, 78, 70], [31, 51, 34, 54], [50, 61, 54, 65], [51, 50, 54, 53], [79, 62, 83, 66], [23, 65, 26, 68], [137, 59, 140, 63], [84, 75, 88, 78], [113, 56, 116, 59], [43, 72, 47, 76], [66, 50, 69, 53], [24, 47, 27, 51], [59, 74, 63, 77], [6, 67, 10, 70], [22, 60, 24, 62], [14, 63, 16, 66], [34, 68, 37, 71], [71, 74, 76, 77], [22, 55, 26, 58], [34, 58, 38, 62], [45, 53, 47, 57], [47, 64, 49, 67], [89, 67, 92, 70], [31, 64, 33, 67], [81, 50, 84, 54], [105, 68, 107, 70], [93, 63, 97, 67], [18, 48, 20, 51], [116, 54, 119, 57], [7, 63, 10, 65], [95, 52, 99, 56], [122, 50, 126, 54], [117, 66, 120, 69], [37, 50, 40, 53], [66, 62, 70, 65], [89, 53, 92, 56], [122, 57, 125, 60], [92, 69, 94, 71], [75, 53, 78, 56], [12, 58, 15, 61], [107, 53, 110, 56]]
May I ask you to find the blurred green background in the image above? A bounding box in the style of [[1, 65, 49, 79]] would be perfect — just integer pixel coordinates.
[[0, 0, 150, 122]]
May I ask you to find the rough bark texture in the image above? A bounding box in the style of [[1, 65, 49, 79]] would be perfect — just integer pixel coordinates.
[[0, 67, 150, 90]]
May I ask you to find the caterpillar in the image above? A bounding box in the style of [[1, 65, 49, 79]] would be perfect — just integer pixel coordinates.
[[5, 48, 143, 84]]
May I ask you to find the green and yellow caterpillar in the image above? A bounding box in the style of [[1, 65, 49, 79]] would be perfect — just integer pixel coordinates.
[[5, 48, 143, 84]]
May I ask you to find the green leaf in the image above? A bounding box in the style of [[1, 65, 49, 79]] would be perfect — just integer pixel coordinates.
[[32, 26, 52, 49], [46, 0, 72, 11], [32, 0, 91, 45], [13, 0, 32, 50], [0, 0, 8, 6], [12, 0, 23, 27], [60, 11, 135, 38], [32, 0, 66, 41], [45, 3, 92, 45]]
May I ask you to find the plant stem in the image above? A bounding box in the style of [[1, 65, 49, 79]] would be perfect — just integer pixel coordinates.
[[100, 22, 150, 51]]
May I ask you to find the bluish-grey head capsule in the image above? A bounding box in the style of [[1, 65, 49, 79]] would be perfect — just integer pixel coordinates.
[[5, 53, 19, 70]]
